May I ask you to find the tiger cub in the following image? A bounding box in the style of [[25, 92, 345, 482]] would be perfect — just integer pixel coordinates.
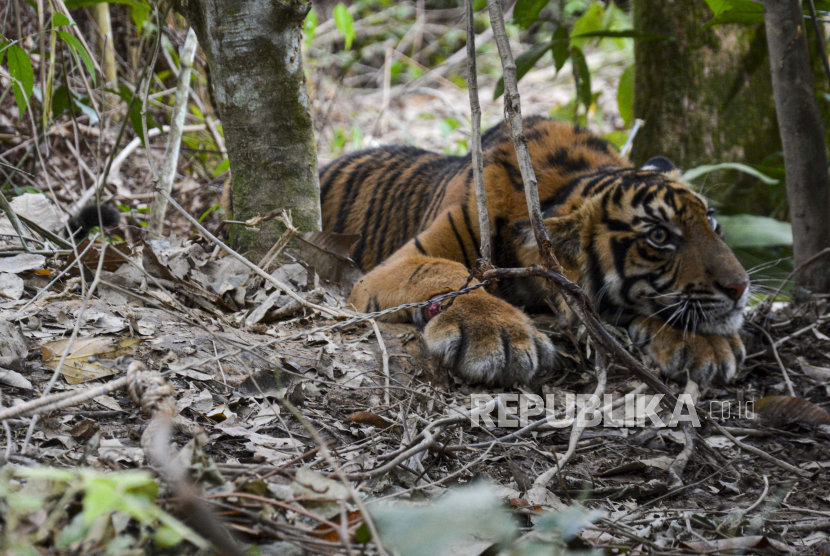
[[319, 117, 749, 386]]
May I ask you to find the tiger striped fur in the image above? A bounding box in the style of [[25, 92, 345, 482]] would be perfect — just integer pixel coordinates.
[[319, 117, 749, 386]]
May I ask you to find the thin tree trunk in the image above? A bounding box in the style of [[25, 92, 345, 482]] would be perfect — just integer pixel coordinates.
[[148, 27, 198, 239], [91, 3, 118, 87], [170, 0, 321, 260], [763, 0, 830, 293]]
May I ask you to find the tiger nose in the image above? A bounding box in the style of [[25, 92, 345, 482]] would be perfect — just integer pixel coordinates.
[[717, 280, 749, 301]]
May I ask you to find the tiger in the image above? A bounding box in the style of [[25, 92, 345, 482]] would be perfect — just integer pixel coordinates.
[[319, 117, 749, 387]]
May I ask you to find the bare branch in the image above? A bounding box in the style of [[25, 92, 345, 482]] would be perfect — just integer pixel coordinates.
[[465, 0, 491, 263], [148, 27, 199, 239]]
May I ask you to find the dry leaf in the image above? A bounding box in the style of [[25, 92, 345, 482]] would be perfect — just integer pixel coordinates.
[[0, 273, 24, 300], [0, 253, 46, 273], [41, 336, 144, 384], [0, 369, 33, 389], [343, 411, 394, 429], [754, 396, 830, 425], [299, 231, 363, 288]]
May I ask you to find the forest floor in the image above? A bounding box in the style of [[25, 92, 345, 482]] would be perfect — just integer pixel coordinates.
[[1, 27, 830, 556]]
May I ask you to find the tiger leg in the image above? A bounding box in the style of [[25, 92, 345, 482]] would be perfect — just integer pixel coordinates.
[[628, 317, 745, 385], [349, 213, 555, 386]]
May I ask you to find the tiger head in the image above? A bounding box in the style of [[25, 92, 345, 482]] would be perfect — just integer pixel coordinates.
[[530, 157, 750, 337]]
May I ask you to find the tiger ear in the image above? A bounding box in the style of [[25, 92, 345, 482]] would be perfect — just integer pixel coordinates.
[[641, 156, 676, 173]]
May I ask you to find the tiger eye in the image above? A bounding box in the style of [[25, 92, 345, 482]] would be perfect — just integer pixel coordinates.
[[649, 227, 669, 245]]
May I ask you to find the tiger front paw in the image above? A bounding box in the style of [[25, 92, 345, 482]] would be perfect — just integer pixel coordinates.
[[422, 292, 556, 386], [629, 319, 745, 386]]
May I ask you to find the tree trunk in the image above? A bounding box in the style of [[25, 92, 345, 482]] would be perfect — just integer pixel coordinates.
[[763, 0, 830, 293], [170, 0, 321, 260], [631, 0, 780, 180]]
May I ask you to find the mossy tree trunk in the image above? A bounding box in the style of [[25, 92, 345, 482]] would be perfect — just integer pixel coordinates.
[[763, 0, 830, 293], [630, 0, 781, 205], [171, 0, 321, 260]]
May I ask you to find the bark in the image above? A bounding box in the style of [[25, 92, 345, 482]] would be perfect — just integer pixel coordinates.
[[170, 0, 321, 259], [763, 0, 830, 293], [631, 1, 781, 192]]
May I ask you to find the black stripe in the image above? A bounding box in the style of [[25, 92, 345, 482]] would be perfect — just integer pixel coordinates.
[[333, 153, 384, 233], [351, 155, 411, 267], [319, 150, 367, 205], [447, 212, 471, 267], [461, 203, 482, 259], [414, 236, 428, 255], [455, 322, 469, 369], [408, 263, 427, 282], [500, 327, 511, 371]]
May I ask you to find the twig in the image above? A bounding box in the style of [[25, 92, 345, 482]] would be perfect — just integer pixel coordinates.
[[148, 27, 199, 239], [140, 6, 164, 184], [668, 422, 695, 489], [465, 0, 491, 263], [749, 321, 796, 397], [370, 320, 391, 406], [533, 352, 606, 487], [256, 211, 297, 272], [745, 475, 770, 513], [486, 0, 558, 272], [770, 247, 830, 301], [620, 118, 644, 159], [156, 189, 349, 318], [0, 187, 33, 251]]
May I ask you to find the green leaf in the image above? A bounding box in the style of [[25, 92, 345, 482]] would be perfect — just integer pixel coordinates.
[[570, 46, 592, 110], [53, 12, 72, 26], [682, 162, 779, 185], [117, 84, 159, 145], [571, 29, 667, 41], [130, 1, 150, 31], [513, 0, 549, 28], [333, 3, 356, 50], [7, 44, 34, 119], [304, 8, 318, 45], [717, 214, 793, 248], [494, 41, 555, 99], [570, 1, 604, 49], [354, 523, 371, 543], [153, 525, 184, 548], [703, 0, 764, 27], [57, 31, 97, 84], [617, 65, 634, 126], [64, 0, 148, 9], [214, 157, 230, 176], [552, 25, 569, 74], [472, 0, 487, 10]]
